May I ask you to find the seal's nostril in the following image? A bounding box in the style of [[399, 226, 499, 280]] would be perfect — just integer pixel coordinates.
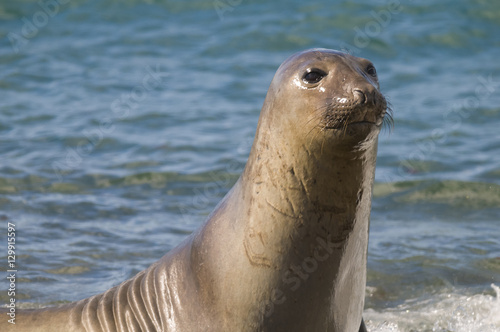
[[353, 89, 366, 104]]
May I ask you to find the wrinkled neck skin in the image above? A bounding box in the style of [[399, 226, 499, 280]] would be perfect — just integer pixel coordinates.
[[192, 94, 379, 331]]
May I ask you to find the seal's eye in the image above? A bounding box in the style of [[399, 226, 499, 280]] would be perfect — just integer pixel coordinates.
[[366, 64, 377, 78], [302, 69, 327, 84]]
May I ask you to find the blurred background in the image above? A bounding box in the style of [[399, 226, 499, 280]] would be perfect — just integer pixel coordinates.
[[1, 0, 499, 330]]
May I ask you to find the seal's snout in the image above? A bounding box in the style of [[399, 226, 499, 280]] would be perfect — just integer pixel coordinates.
[[352, 86, 380, 106]]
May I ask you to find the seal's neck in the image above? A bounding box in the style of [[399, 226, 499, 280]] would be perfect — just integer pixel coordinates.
[[242, 130, 378, 239], [235, 134, 377, 330]]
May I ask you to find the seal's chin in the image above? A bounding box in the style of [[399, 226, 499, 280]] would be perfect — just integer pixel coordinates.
[[347, 120, 382, 128], [324, 119, 383, 130]]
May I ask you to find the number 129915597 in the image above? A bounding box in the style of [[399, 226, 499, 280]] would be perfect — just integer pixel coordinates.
[[7, 223, 15, 269]]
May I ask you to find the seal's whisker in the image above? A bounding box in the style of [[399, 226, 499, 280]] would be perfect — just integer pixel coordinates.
[[307, 128, 319, 151], [307, 125, 322, 141], [310, 105, 334, 133], [382, 99, 394, 133], [306, 113, 322, 127], [342, 112, 352, 137], [305, 113, 324, 139], [319, 124, 328, 154], [306, 127, 320, 148]]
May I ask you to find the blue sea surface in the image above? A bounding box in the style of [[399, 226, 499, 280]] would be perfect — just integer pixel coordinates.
[[1, 0, 499, 330]]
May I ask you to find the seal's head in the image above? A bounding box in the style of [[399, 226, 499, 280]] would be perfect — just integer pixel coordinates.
[[257, 48, 389, 154]]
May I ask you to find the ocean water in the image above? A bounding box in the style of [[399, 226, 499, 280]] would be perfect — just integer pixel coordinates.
[[1, 0, 500, 331]]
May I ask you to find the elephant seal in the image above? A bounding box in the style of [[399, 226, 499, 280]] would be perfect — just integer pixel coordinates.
[[1, 49, 388, 331]]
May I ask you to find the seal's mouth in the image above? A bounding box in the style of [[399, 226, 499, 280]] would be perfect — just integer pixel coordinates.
[[319, 93, 391, 131], [326, 120, 378, 128]]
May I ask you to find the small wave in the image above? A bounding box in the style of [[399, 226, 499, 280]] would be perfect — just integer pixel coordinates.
[[364, 284, 500, 332], [374, 180, 500, 209]]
